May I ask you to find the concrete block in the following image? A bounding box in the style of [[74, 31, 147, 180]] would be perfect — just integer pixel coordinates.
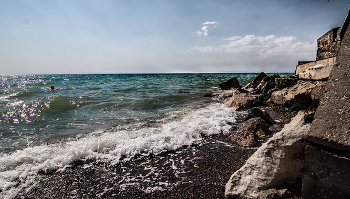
[[302, 145, 350, 199]]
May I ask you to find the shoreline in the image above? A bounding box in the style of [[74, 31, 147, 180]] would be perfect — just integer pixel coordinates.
[[19, 137, 256, 199], [18, 101, 298, 199]]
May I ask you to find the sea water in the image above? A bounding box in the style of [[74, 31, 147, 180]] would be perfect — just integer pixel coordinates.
[[0, 73, 290, 198]]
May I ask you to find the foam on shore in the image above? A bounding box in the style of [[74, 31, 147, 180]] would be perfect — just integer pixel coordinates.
[[0, 102, 236, 198]]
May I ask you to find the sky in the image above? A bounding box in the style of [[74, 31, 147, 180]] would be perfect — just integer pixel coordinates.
[[0, 0, 349, 74]]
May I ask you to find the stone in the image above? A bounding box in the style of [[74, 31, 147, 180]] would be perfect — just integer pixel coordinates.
[[255, 128, 266, 138], [225, 111, 310, 199], [258, 93, 271, 101], [275, 77, 298, 89], [271, 81, 320, 105], [304, 113, 314, 123], [229, 118, 269, 147], [252, 100, 267, 107], [259, 188, 292, 199], [267, 88, 280, 95], [266, 98, 274, 106], [252, 72, 268, 88], [245, 107, 275, 125], [224, 91, 257, 111], [256, 74, 280, 94], [219, 77, 241, 90], [278, 101, 308, 112]]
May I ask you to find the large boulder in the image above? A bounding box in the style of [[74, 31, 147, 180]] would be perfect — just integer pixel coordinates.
[[219, 77, 241, 90], [271, 81, 322, 105], [229, 118, 269, 147], [225, 111, 310, 198], [224, 91, 257, 111]]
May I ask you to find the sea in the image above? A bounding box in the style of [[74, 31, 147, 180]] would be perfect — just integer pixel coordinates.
[[0, 73, 291, 198]]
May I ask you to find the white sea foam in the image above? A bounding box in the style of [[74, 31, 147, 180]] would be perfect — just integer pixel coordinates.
[[0, 102, 236, 198]]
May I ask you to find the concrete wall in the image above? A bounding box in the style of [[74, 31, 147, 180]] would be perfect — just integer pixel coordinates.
[[302, 9, 350, 198], [316, 27, 342, 61], [295, 57, 336, 80]]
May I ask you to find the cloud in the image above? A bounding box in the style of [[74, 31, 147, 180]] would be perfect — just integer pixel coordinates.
[[191, 35, 317, 72], [191, 45, 219, 53], [196, 21, 218, 37], [203, 21, 218, 26]]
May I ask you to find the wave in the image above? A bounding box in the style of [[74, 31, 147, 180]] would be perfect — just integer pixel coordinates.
[[0, 102, 236, 198]]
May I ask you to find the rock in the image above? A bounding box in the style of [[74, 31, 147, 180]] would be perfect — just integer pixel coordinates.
[[256, 74, 280, 94], [259, 188, 292, 199], [225, 111, 310, 198], [271, 81, 320, 105], [255, 128, 267, 138], [252, 100, 267, 107], [266, 98, 274, 106], [219, 77, 241, 90], [237, 88, 249, 93], [245, 108, 275, 125], [229, 118, 269, 147], [267, 88, 280, 95], [258, 93, 271, 101], [275, 76, 298, 89], [203, 93, 213, 97], [304, 113, 314, 123], [224, 91, 257, 111], [279, 100, 308, 112], [252, 72, 268, 88]]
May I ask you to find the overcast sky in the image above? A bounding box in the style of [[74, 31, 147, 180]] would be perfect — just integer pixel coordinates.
[[0, 0, 349, 74]]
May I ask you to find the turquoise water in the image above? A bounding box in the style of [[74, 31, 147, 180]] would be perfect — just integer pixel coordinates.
[[0, 73, 291, 197], [0, 73, 261, 153]]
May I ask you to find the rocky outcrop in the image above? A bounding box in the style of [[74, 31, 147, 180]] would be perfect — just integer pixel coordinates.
[[224, 91, 257, 111], [225, 111, 310, 198], [229, 118, 269, 147], [270, 81, 326, 105], [219, 77, 241, 90]]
